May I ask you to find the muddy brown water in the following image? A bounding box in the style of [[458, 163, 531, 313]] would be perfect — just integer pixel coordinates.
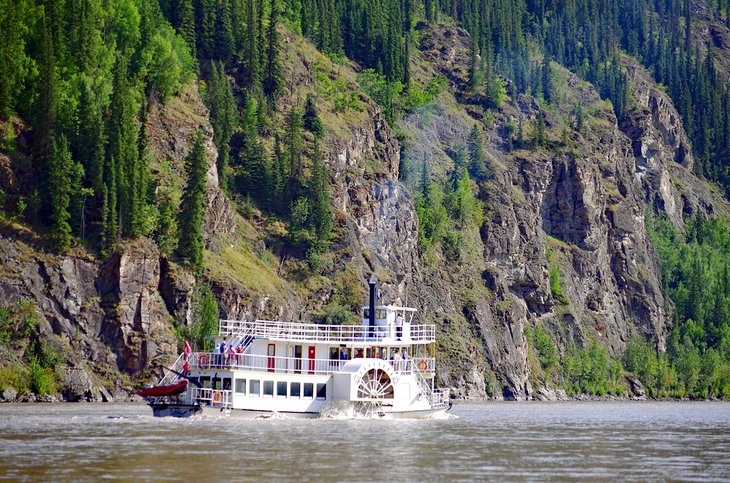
[[1, 401, 729, 481]]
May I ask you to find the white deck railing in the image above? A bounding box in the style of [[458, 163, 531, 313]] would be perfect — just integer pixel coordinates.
[[218, 319, 436, 344], [188, 352, 436, 376]]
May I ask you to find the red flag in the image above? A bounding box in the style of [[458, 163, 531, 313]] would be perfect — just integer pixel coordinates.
[[184, 340, 192, 356]]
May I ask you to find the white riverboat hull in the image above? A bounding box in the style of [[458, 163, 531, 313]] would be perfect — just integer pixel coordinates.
[[149, 400, 450, 419], [143, 297, 452, 420]]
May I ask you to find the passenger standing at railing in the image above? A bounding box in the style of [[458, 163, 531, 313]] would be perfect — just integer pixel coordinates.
[[401, 348, 409, 371], [391, 348, 400, 370], [218, 341, 226, 368], [226, 344, 235, 366], [396, 313, 403, 340], [236, 344, 243, 366]]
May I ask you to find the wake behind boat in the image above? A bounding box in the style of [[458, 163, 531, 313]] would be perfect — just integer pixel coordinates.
[[138, 277, 451, 418]]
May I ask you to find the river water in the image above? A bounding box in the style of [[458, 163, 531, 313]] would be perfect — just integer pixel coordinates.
[[1, 401, 729, 481]]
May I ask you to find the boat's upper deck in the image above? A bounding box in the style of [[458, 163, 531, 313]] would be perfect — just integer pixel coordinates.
[[219, 317, 436, 345]]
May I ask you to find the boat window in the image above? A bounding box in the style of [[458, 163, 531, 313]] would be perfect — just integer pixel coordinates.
[[263, 380, 274, 397], [223, 378, 231, 391], [303, 383, 314, 399], [329, 347, 339, 359], [249, 379, 260, 397], [200, 377, 211, 388], [276, 381, 287, 397], [213, 378, 222, 390], [235, 379, 246, 394], [290, 382, 301, 398], [316, 383, 326, 400], [376, 309, 386, 319]]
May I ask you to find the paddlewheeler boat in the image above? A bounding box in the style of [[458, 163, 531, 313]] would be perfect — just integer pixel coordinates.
[[141, 278, 451, 418]]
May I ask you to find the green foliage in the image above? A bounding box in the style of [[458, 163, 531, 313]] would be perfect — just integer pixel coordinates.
[[141, 23, 195, 101], [0, 300, 38, 345], [0, 0, 35, 118], [177, 131, 207, 274], [358, 70, 444, 123], [562, 340, 624, 396], [623, 336, 659, 391], [646, 212, 730, 398], [546, 248, 569, 305], [49, 135, 75, 252], [534, 111, 547, 148], [206, 61, 237, 189], [303, 94, 324, 137], [415, 181, 448, 253], [28, 356, 55, 396], [189, 283, 219, 351], [533, 325, 559, 374], [485, 75, 506, 109], [448, 168, 483, 229], [321, 301, 354, 325], [467, 125, 489, 180]]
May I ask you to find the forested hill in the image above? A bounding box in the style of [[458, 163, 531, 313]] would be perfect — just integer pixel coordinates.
[[1, 0, 730, 401]]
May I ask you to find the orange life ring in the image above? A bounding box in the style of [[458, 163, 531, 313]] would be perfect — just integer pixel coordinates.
[[212, 390, 222, 403], [198, 353, 210, 368], [418, 359, 428, 371]]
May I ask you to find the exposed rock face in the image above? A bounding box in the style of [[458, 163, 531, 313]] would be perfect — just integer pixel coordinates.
[[97, 239, 179, 374], [147, 83, 237, 240], [620, 56, 730, 230], [0, 235, 193, 400], [326, 104, 421, 302], [396, 25, 675, 399]]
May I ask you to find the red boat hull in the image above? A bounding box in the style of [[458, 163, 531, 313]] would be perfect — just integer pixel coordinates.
[[136, 379, 188, 398]]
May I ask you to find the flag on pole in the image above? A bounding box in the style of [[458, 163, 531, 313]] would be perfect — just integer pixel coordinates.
[[184, 340, 192, 356]]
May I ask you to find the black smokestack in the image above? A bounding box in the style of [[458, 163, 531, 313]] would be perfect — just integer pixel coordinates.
[[368, 275, 377, 331]]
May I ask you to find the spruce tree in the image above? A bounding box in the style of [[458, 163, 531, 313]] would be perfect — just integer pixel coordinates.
[[177, 0, 196, 54], [302, 94, 324, 137], [177, 131, 207, 274], [310, 140, 332, 246], [263, 0, 283, 103], [215, 0, 234, 62], [207, 62, 237, 190], [467, 124, 488, 179], [535, 111, 547, 147], [49, 135, 74, 252]]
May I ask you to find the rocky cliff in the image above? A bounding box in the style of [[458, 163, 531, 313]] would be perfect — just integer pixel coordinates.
[[1, 22, 728, 402]]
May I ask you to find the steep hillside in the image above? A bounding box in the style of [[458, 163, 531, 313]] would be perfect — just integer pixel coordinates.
[[2, 0, 730, 402]]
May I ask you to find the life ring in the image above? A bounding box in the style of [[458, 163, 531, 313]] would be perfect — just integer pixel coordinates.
[[198, 353, 210, 368], [212, 390, 222, 403], [417, 359, 428, 371]]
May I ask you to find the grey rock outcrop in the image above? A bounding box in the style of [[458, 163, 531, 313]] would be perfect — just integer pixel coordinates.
[[620, 56, 730, 230]]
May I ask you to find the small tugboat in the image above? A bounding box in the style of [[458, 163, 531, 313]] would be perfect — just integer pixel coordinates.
[[140, 277, 451, 418]]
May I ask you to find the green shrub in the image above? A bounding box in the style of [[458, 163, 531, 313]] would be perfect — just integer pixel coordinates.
[[29, 356, 56, 396]]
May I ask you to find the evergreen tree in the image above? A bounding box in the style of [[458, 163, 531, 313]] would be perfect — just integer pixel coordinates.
[[286, 107, 304, 181], [49, 135, 74, 252], [467, 124, 488, 179], [176, 0, 196, 54], [177, 131, 207, 274], [215, 0, 234, 62], [263, 0, 284, 103], [535, 111, 547, 147], [106, 54, 142, 240], [34, 8, 57, 217], [0, 0, 32, 117], [310, 140, 332, 246], [206, 61, 237, 190], [302, 94, 324, 137]]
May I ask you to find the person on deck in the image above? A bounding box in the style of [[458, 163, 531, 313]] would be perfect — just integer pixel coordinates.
[[218, 341, 226, 368], [396, 313, 403, 340]]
